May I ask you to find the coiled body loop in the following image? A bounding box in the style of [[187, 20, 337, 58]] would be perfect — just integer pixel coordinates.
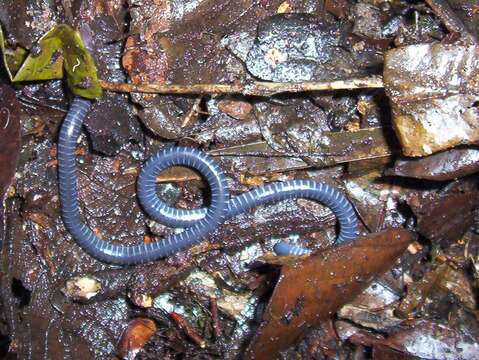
[[58, 97, 358, 264]]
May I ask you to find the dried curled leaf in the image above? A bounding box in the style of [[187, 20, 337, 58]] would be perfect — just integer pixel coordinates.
[[0, 24, 101, 99], [0, 85, 21, 244], [117, 318, 157, 358]]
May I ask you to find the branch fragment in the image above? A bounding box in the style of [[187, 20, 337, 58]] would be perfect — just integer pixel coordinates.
[[100, 77, 383, 96]]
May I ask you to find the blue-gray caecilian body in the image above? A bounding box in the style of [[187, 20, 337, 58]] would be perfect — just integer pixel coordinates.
[[58, 97, 358, 265]]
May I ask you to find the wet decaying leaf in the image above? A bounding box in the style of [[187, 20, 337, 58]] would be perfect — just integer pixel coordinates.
[[245, 13, 343, 82], [122, 0, 283, 138], [83, 95, 142, 156], [0, 84, 20, 244], [397, 262, 476, 318], [372, 344, 417, 360], [336, 317, 479, 360], [73, 2, 142, 155], [344, 170, 395, 233], [116, 318, 157, 359], [410, 185, 479, 247], [210, 127, 396, 175], [384, 43, 479, 156], [61, 262, 193, 305], [386, 147, 479, 181], [383, 319, 479, 360], [2, 1, 479, 359], [0, 1, 58, 49], [345, 285, 479, 360], [217, 96, 253, 121], [75, 149, 149, 252], [246, 228, 414, 360], [335, 319, 386, 348], [448, 0, 479, 40]]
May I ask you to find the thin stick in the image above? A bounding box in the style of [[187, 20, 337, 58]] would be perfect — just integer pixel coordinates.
[[210, 297, 222, 338], [170, 311, 206, 348], [100, 77, 383, 96], [181, 96, 202, 128]]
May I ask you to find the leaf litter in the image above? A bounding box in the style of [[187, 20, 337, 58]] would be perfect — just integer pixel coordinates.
[[0, 1, 479, 359]]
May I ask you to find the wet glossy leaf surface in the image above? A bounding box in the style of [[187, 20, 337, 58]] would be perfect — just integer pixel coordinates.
[[410, 185, 479, 247], [384, 44, 479, 156], [383, 320, 479, 359], [2, 24, 102, 99], [246, 228, 415, 359], [0, 84, 20, 245], [1, 1, 479, 359], [209, 127, 396, 175], [245, 14, 342, 82], [116, 318, 157, 358], [386, 147, 479, 181], [397, 263, 476, 318], [372, 344, 418, 360]]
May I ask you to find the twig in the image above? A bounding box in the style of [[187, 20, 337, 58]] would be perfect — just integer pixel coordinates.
[[181, 96, 203, 128], [210, 297, 222, 338], [100, 77, 383, 96], [170, 311, 206, 348], [424, 0, 477, 44]]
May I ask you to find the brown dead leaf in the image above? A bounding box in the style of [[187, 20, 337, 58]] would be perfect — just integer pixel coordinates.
[[441, 265, 477, 310], [217, 97, 253, 120], [0, 84, 21, 246], [412, 191, 479, 247], [246, 228, 415, 359], [398, 263, 476, 317], [396, 263, 449, 318], [306, 320, 341, 358], [129, 0, 171, 41], [155, 166, 201, 183], [122, 34, 169, 86], [0, 84, 20, 204], [386, 148, 479, 181], [77, 151, 148, 249], [117, 318, 156, 358], [325, 0, 348, 18], [239, 173, 265, 187], [335, 320, 385, 347], [209, 127, 396, 175], [373, 344, 417, 360], [384, 44, 479, 156], [383, 320, 479, 359]]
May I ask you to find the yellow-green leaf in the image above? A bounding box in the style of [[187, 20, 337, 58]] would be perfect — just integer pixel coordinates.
[[12, 34, 64, 82], [1, 24, 102, 99]]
